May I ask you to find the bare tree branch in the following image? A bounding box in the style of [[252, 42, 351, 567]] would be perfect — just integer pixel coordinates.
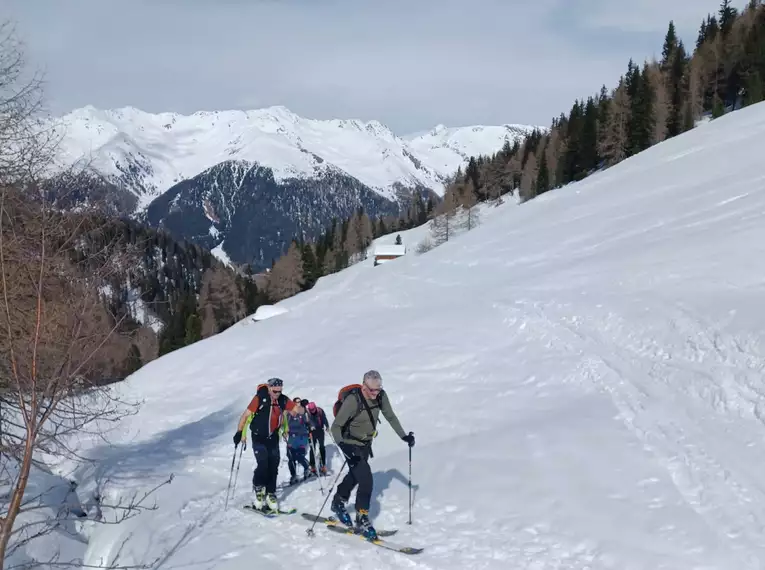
[[0, 21, 170, 570]]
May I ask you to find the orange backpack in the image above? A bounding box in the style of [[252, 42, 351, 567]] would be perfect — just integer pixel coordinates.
[[333, 384, 362, 417]]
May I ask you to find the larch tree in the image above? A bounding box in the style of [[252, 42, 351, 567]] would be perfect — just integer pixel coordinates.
[[267, 241, 304, 302], [0, 23, 172, 568], [519, 150, 538, 202], [198, 265, 245, 338], [599, 80, 631, 166], [646, 62, 671, 144]]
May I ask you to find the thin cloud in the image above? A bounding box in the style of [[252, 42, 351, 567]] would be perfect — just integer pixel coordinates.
[[3, 0, 719, 133]]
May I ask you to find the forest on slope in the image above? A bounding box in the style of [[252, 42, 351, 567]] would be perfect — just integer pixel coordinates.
[[257, 0, 765, 304]]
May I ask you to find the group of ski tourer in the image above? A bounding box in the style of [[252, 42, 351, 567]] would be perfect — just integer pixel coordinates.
[[232, 370, 415, 541]]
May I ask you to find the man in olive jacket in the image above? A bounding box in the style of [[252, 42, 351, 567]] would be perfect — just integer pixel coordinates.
[[330, 370, 415, 540]]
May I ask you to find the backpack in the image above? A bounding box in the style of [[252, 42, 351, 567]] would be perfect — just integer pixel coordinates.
[[252, 383, 269, 412], [333, 384, 384, 440]]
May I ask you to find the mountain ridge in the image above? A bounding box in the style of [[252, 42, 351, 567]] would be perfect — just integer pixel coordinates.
[[48, 104, 539, 212]]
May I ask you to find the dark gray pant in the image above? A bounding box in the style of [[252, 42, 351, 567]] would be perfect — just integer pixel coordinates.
[[252, 439, 280, 494], [336, 444, 373, 512]]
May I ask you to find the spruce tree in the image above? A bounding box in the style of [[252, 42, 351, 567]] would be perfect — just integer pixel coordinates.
[[300, 243, 319, 291], [698, 18, 709, 49], [561, 100, 584, 183], [465, 157, 480, 190], [627, 65, 655, 156], [719, 0, 737, 36], [662, 21, 679, 69], [667, 41, 688, 137], [536, 152, 550, 195], [581, 97, 600, 173]]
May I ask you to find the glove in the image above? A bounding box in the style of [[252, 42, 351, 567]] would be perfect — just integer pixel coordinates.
[[233, 430, 242, 446], [402, 432, 415, 448]]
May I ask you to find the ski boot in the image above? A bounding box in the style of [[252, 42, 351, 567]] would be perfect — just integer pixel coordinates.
[[354, 510, 378, 541], [265, 493, 279, 513], [330, 495, 352, 527], [251, 486, 265, 510], [303, 468, 313, 481], [289, 474, 299, 486]]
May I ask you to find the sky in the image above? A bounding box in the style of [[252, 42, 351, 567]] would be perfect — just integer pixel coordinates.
[[3, 0, 728, 134]]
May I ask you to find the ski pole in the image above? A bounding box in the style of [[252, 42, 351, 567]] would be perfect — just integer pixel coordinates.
[[307, 429, 354, 538], [306, 456, 347, 538], [407, 437, 413, 525], [311, 434, 325, 495], [227, 440, 245, 509], [224, 445, 238, 509]]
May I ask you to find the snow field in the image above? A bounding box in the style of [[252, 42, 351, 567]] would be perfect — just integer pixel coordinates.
[[18, 100, 765, 569]]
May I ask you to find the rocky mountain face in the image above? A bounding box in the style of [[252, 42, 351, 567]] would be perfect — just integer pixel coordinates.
[[144, 160, 405, 270], [47, 105, 538, 269]]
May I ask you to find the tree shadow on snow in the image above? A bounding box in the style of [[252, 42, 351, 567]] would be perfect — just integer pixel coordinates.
[[72, 403, 240, 490]]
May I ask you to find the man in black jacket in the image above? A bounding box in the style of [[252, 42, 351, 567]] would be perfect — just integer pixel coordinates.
[[233, 377, 298, 512]]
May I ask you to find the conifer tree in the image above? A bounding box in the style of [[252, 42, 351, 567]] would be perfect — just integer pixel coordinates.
[[536, 149, 550, 195], [626, 64, 655, 155], [719, 0, 737, 36], [300, 242, 319, 290], [581, 97, 600, 173], [667, 40, 688, 137], [662, 21, 679, 69]]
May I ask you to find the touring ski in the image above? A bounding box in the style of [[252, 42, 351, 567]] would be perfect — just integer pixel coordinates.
[[301, 513, 398, 537], [243, 505, 297, 518], [324, 524, 423, 555]]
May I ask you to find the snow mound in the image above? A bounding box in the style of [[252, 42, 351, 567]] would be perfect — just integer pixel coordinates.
[[252, 305, 289, 321], [32, 102, 765, 569]]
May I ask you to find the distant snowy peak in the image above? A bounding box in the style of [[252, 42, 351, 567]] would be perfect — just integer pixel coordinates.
[[405, 123, 541, 177], [50, 105, 538, 212]]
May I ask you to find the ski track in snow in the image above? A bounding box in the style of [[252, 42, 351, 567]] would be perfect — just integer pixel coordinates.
[[509, 297, 765, 568], [15, 102, 765, 569]]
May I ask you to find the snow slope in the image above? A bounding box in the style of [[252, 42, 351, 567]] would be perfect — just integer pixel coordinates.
[[50, 105, 536, 209], [31, 101, 765, 569]]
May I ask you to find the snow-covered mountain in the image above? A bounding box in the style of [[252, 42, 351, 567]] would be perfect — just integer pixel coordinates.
[[404, 123, 533, 176], [51, 105, 537, 212], [15, 102, 765, 569], [144, 160, 401, 270], [46, 105, 537, 269]]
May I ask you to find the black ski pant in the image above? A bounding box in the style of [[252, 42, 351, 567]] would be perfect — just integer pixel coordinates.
[[252, 438, 280, 494], [335, 444, 373, 512], [309, 430, 326, 470]]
